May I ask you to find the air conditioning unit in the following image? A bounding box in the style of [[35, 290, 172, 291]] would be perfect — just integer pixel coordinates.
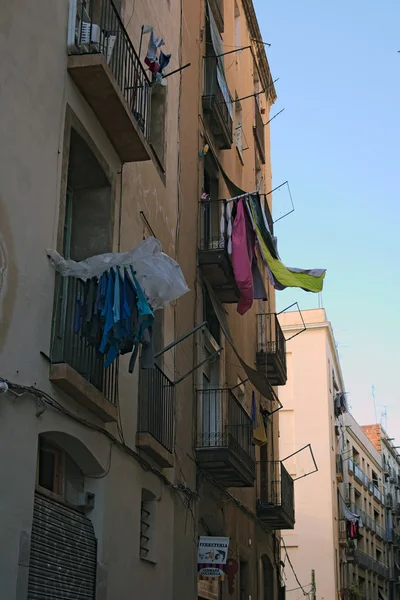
[[78, 21, 101, 45]]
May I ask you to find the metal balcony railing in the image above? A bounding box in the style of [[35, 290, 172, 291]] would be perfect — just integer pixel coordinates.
[[353, 462, 364, 483], [336, 454, 344, 479], [196, 389, 256, 476], [353, 549, 389, 578], [258, 461, 295, 524], [203, 54, 233, 149], [51, 275, 118, 405], [256, 313, 287, 386], [253, 98, 266, 163], [70, 0, 151, 137], [138, 365, 175, 453]]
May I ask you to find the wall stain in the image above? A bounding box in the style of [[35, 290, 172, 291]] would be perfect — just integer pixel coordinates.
[[0, 197, 17, 354]]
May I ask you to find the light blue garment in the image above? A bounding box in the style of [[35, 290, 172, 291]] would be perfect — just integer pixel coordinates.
[[99, 270, 115, 354], [113, 267, 121, 324], [130, 266, 154, 340]]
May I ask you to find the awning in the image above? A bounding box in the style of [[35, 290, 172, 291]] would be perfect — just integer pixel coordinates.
[[378, 590, 389, 600], [203, 277, 279, 406]]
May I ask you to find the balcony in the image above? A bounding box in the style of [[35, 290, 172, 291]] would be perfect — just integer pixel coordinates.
[[339, 519, 348, 545], [67, 0, 152, 163], [195, 388, 256, 487], [50, 276, 118, 422], [253, 98, 266, 164], [353, 462, 364, 484], [374, 485, 382, 504], [353, 550, 389, 579], [198, 199, 240, 303], [137, 365, 175, 468], [336, 454, 344, 482], [257, 461, 295, 530], [203, 66, 233, 150], [375, 522, 387, 542], [256, 314, 287, 386], [386, 493, 394, 509]]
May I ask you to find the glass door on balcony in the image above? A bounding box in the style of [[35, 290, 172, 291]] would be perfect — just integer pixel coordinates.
[[202, 354, 221, 446]]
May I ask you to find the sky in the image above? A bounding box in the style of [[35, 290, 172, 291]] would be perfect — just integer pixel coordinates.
[[254, 0, 400, 436]]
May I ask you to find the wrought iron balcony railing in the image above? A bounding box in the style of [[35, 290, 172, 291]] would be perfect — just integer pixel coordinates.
[[253, 97, 266, 163], [196, 388, 256, 486], [138, 365, 175, 453], [257, 461, 295, 529], [256, 313, 287, 386], [51, 275, 118, 406]]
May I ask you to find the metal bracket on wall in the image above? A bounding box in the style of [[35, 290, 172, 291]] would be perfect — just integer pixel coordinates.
[[154, 321, 223, 385]]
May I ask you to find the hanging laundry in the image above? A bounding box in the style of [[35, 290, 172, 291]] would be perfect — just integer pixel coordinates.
[[246, 194, 326, 293], [231, 198, 255, 315], [73, 267, 155, 372], [146, 29, 165, 63], [143, 28, 171, 79], [251, 391, 267, 446]]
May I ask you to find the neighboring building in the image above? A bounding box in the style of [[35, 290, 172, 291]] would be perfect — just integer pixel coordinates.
[[0, 0, 297, 599], [279, 309, 392, 600], [278, 308, 345, 599], [341, 413, 389, 600], [180, 1, 296, 599], [0, 0, 189, 599], [363, 424, 400, 600]]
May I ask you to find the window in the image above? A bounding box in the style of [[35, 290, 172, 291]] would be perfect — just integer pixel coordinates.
[[66, 129, 113, 261], [372, 470, 379, 487], [201, 153, 221, 250], [235, 97, 243, 162], [140, 489, 157, 562], [255, 153, 263, 193], [240, 560, 249, 600], [203, 286, 220, 344], [38, 443, 62, 495], [37, 436, 85, 506]]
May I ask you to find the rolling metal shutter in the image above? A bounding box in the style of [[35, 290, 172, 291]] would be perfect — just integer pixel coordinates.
[[27, 492, 97, 600]]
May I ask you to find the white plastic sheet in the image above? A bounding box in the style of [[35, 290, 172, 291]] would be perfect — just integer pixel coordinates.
[[47, 237, 189, 310]]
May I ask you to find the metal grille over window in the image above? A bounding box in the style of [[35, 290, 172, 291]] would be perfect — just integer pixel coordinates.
[[140, 489, 157, 562]]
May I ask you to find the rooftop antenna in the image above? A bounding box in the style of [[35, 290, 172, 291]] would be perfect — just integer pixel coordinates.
[[372, 385, 378, 424], [381, 406, 388, 431]]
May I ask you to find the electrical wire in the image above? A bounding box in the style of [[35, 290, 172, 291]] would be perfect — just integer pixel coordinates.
[[0, 376, 197, 504], [281, 537, 312, 597]]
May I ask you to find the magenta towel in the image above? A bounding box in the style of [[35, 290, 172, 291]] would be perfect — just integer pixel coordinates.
[[231, 199, 255, 315]]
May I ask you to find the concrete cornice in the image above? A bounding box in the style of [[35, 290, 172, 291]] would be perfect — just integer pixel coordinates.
[[241, 0, 277, 105]]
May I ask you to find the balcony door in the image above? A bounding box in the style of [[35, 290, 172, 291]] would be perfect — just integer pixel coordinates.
[[202, 353, 221, 446]]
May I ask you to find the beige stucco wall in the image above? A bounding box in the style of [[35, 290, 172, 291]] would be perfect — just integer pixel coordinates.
[[278, 309, 344, 600], [0, 1, 185, 599]]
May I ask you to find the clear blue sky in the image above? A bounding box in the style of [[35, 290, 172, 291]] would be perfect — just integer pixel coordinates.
[[254, 0, 400, 434]]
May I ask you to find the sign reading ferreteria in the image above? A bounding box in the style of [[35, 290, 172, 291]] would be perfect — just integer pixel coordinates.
[[197, 536, 230, 579]]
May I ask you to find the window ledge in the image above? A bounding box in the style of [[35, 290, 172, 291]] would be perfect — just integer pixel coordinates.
[[140, 555, 157, 565], [49, 363, 118, 423]]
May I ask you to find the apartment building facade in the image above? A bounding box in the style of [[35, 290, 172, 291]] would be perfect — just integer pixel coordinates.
[[278, 309, 391, 600], [0, 0, 302, 599], [341, 413, 390, 600], [180, 1, 296, 598], [278, 309, 345, 599], [363, 424, 400, 600], [0, 0, 191, 599]]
